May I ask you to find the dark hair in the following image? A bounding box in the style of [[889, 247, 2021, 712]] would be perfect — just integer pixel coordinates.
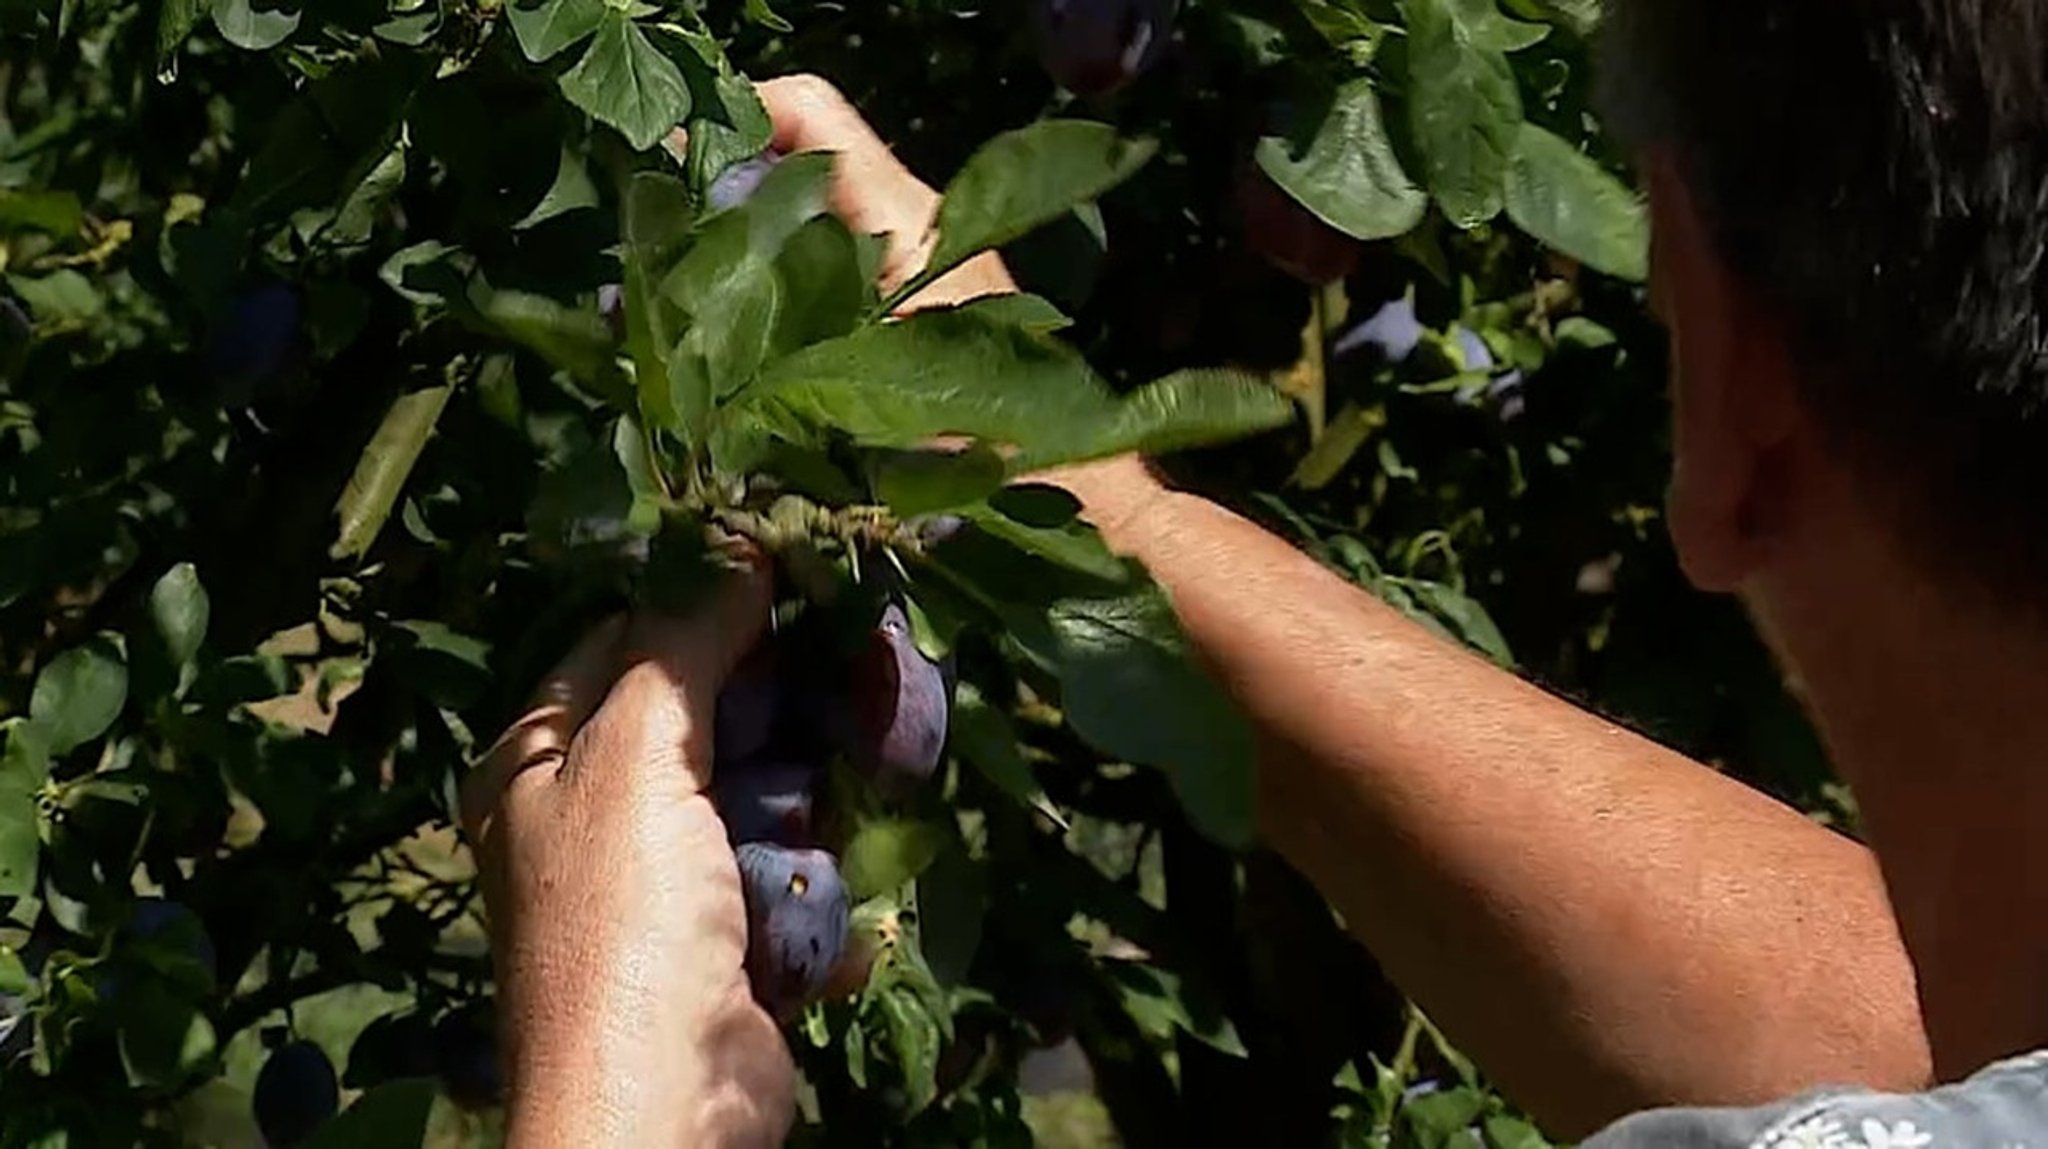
[[1599, 0, 2048, 590]]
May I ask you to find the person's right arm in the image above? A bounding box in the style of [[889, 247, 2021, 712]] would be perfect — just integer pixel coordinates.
[[756, 74, 1933, 1139]]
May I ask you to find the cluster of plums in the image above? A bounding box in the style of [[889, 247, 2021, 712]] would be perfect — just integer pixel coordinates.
[[713, 600, 950, 1017]]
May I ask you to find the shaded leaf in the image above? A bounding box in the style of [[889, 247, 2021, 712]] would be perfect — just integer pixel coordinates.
[[900, 121, 1156, 306], [1255, 77, 1427, 241], [1104, 960, 1246, 1057], [1049, 588, 1255, 847], [209, 0, 298, 50], [332, 385, 454, 561], [506, 0, 604, 62], [0, 721, 48, 902], [871, 446, 1006, 517], [558, 12, 692, 151], [149, 563, 209, 669], [301, 1078, 438, 1149], [30, 640, 127, 756], [1405, 0, 1522, 227], [1503, 122, 1647, 281], [116, 981, 216, 1088]]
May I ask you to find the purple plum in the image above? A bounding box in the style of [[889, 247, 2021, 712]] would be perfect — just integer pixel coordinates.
[[712, 760, 820, 847], [735, 843, 850, 1017], [715, 643, 782, 766], [1032, 0, 1180, 96], [433, 1006, 504, 1110], [253, 1041, 340, 1148], [708, 151, 782, 212], [1235, 166, 1362, 285], [209, 281, 301, 385], [597, 282, 624, 339], [846, 602, 949, 787]]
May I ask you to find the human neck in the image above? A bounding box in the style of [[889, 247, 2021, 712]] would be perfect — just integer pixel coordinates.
[[1757, 515, 2048, 1080]]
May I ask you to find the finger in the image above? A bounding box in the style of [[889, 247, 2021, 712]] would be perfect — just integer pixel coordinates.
[[460, 616, 626, 843], [757, 75, 943, 285], [568, 556, 775, 791]]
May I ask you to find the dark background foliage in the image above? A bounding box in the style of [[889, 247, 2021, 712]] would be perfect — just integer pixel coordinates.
[[0, 0, 1842, 1145]]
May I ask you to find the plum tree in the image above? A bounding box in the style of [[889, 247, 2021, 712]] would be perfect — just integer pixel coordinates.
[[735, 842, 850, 1017], [252, 1040, 340, 1148], [1235, 165, 1363, 285], [708, 151, 782, 212], [845, 601, 950, 789], [432, 1005, 504, 1110], [712, 759, 820, 847], [208, 281, 301, 390], [1031, 0, 1179, 96]]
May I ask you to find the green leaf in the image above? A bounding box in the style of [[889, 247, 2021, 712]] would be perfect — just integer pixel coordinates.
[[472, 284, 632, 409], [1255, 77, 1427, 241], [331, 385, 455, 561], [668, 28, 775, 195], [1016, 368, 1294, 471], [558, 12, 692, 151], [962, 505, 1128, 584], [1401, 579, 1513, 665], [734, 304, 1113, 455], [899, 121, 1156, 307], [0, 946, 29, 995], [1049, 588, 1255, 847], [619, 171, 696, 437], [871, 446, 1006, 517], [958, 291, 1073, 333], [769, 215, 873, 354], [514, 145, 600, 230], [1448, 0, 1550, 50], [875, 986, 943, 1113], [949, 682, 1060, 823], [1104, 960, 1246, 1057], [1483, 1114, 1555, 1149], [1503, 122, 1648, 281], [0, 192, 81, 236], [0, 722, 48, 902], [1405, 0, 1523, 227], [506, 0, 605, 62], [116, 981, 217, 1089], [741, 0, 790, 32], [30, 640, 127, 757], [842, 815, 948, 900], [149, 564, 209, 669], [301, 1078, 438, 1149], [9, 270, 102, 325], [209, 0, 299, 50], [1402, 1086, 1489, 1149], [157, 0, 206, 70]]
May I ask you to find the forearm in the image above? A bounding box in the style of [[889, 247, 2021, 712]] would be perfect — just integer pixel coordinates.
[[1062, 463, 1929, 1136]]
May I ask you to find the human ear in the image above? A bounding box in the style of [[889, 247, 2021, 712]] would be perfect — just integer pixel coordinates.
[[1648, 154, 1803, 593]]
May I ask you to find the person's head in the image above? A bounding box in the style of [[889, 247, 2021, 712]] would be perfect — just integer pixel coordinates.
[[1599, 1, 2048, 640]]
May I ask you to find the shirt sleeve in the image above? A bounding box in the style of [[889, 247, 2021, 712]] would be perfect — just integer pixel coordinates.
[[1584, 1051, 2048, 1149]]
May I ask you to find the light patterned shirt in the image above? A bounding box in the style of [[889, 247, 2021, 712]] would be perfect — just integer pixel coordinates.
[[1589, 1051, 2048, 1149]]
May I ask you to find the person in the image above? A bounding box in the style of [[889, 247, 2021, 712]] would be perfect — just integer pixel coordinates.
[[459, 2, 2048, 1142]]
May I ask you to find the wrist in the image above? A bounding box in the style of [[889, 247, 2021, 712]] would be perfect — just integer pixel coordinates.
[[1033, 455, 1174, 552]]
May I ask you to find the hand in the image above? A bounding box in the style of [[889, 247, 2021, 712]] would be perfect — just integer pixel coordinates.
[[758, 74, 1016, 310], [757, 73, 1168, 537], [461, 563, 795, 1149]]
